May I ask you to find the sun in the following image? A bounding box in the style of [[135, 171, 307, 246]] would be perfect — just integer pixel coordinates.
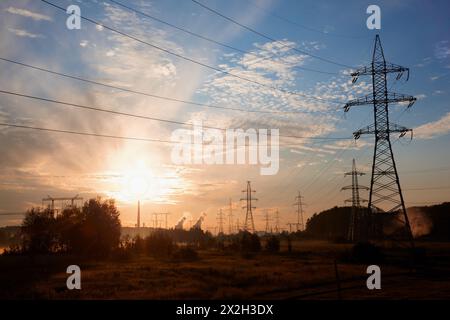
[[118, 160, 160, 202], [127, 175, 149, 198], [103, 154, 185, 204]]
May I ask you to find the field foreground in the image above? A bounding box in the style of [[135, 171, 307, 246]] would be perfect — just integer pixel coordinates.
[[1, 240, 450, 299]]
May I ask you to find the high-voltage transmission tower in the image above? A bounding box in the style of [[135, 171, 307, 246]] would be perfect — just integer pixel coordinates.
[[341, 159, 369, 242], [263, 209, 272, 234], [293, 191, 306, 231], [240, 181, 257, 233], [274, 209, 280, 234], [42, 194, 83, 216], [217, 209, 224, 235], [228, 198, 234, 234], [344, 35, 416, 246]]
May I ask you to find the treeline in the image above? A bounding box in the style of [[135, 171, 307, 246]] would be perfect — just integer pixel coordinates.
[[2, 197, 283, 259], [5, 198, 121, 256], [305, 202, 450, 241], [119, 230, 281, 261]]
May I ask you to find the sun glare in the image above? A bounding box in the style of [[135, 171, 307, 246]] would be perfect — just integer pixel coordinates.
[[116, 160, 160, 202]]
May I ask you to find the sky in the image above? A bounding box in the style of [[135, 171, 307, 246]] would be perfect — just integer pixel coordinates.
[[0, 0, 449, 232]]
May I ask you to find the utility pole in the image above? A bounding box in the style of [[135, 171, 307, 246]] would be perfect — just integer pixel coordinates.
[[287, 223, 296, 233], [344, 34, 416, 246], [151, 212, 160, 228], [274, 209, 280, 234], [263, 209, 271, 234], [153, 212, 170, 229], [228, 198, 234, 234], [161, 212, 170, 229], [341, 159, 369, 242], [240, 181, 257, 233], [293, 191, 306, 231], [217, 209, 224, 235]]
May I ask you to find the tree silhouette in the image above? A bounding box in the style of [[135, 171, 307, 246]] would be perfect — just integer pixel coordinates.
[[21, 207, 57, 254]]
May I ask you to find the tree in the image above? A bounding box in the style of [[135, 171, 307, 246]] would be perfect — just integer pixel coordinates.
[[21, 208, 57, 254], [76, 198, 121, 256], [265, 235, 280, 252], [239, 231, 261, 252], [19, 198, 121, 256]]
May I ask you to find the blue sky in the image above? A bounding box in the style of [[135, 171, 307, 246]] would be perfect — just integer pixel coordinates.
[[0, 0, 449, 231]]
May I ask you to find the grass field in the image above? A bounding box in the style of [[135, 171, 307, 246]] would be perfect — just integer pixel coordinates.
[[1, 240, 450, 299]]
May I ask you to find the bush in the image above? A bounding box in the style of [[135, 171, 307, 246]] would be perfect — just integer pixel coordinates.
[[145, 232, 174, 258], [265, 236, 280, 252], [239, 231, 261, 252]]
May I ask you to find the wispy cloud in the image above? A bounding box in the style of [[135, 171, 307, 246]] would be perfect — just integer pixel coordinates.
[[435, 40, 450, 59], [415, 112, 450, 139], [4, 7, 52, 21], [7, 27, 44, 38]]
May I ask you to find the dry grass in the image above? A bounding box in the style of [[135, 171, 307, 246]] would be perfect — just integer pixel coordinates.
[[1, 240, 450, 299]]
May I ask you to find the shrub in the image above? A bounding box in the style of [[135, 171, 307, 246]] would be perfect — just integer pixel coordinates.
[[239, 231, 261, 252], [265, 236, 280, 252], [145, 232, 174, 258]]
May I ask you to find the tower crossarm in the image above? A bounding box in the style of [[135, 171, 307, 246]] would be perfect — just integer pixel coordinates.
[[344, 171, 365, 176], [345, 198, 368, 203], [353, 123, 412, 140], [351, 63, 409, 82], [344, 93, 416, 112], [341, 185, 369, 191]]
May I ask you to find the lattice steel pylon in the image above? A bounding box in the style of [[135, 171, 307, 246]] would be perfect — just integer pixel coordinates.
[[293, 191, 306, 232], [240, 181, 257, 233], [344, 35, 416, 247], [217, 208, 224, 235], [341, 159, 369, 242]]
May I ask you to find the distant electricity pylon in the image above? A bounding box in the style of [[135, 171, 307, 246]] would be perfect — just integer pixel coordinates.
[[228, 198, 234, 234], [293, 191, 306, 231], [161, 212, 170, 229], [263, 209, 272, 234], [344, 34, 416, 246], [287, 223, 296, 233], [274, 209, 280, 234], [217, 208, 224, 235], [341, 159, 369, 242], [240, 181, 257, 233], [152, 212, 170, 228], [42, 194, 83, 216]]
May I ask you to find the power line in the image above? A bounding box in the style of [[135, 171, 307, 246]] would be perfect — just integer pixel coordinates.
[[106, 0, 339, 76], [0, 122, 178, 144], [0, 120, 357, 147], [191, 0, 354, 69], [247, 0, 368, 40], [0, 57, 337, 115], [0, 90, 356, 141], [41, 0, 344, 104]]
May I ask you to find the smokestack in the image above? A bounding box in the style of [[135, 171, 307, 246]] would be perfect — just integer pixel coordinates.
[[137, 200, 140, 229]]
